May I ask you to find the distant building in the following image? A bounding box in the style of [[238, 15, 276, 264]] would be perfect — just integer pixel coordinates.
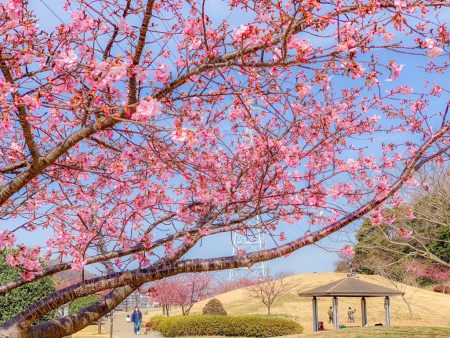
[[117, 290, 155, 311]]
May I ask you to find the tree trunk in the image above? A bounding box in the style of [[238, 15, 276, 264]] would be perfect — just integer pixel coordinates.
[[401, 295, 413, 319], [0, 323, 28, 338], [267, 305, 271, 316], [184, 305, 193, 315]]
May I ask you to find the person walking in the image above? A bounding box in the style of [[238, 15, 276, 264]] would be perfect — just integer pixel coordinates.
[[327, 306, 333, 324], [347, 307, 356, 323], [131, 307, 143, 335]]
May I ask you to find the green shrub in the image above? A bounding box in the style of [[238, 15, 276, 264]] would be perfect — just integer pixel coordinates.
[[202, 298, 227, 315], [157, 315, 303, 337], [68, 294, 101, 315], [148, 315, 166, 331]]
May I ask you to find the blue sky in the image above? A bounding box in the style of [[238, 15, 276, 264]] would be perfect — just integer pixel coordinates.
[[3, 1, 448, 279]]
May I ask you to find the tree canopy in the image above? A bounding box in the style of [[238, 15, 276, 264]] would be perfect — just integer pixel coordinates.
[[0, 253, 56, 324]]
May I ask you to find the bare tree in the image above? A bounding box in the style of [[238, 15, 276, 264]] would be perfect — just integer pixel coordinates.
[[373, 166, 450, 268], [375, 262, 418, 319], [247, 273, 293, 315]]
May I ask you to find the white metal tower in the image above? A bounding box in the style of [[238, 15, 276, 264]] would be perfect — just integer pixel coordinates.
[[228, 218, 268, 281]]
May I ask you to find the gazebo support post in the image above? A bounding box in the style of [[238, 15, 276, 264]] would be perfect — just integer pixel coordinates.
[[312, 296, 319, 332], [385, 296, 391, 326], [361, 297, 367, 326], [332, 296, 339, 329]]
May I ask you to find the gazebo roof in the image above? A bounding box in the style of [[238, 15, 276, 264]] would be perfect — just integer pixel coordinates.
[[298, 276, 404, 298]]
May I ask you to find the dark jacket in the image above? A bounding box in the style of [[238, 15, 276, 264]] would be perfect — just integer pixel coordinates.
[[131, 310, 142, 323]]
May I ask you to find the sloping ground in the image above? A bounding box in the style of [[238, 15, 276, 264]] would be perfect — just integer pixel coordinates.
[[189, 273, 450, 333]]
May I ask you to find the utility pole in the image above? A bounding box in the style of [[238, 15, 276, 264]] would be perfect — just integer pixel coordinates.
[[109, 310, 114, 338], [98, 317, 102, 334]]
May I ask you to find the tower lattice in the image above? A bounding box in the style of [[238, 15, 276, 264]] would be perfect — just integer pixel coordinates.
[[228, 217, 267, 281]]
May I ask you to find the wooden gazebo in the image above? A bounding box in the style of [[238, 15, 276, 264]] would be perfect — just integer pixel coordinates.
[[298, 276, 404, 332]]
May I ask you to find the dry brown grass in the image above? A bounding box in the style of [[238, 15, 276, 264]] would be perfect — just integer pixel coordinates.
[[72, 324, 115, 338], [187, 272, 450, 333]]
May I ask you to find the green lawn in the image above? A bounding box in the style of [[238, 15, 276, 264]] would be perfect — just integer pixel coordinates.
[[288, 326, 450, 337]]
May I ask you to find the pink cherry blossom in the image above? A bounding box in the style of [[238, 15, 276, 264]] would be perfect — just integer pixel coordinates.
[[21, 95, 40, 111], [154, 63, 170, 83], [371, 209, 384, 225], [405, 209, 415, 220], [133, 98, 161, 121], [0, 230, 15, 248], [0, 77, 14, 98], [398, 228, 413, 238], [189, 36, 202, 50], [422, 38, 436, 49], [394, 0, 407, 10], [296, 83, 311, 98], [383, 32, 394, 42], [386, 60, 404, 81], [340, 245, 355, 258], [53, 49, 78, 73], [118, 17, 132, 35], [172, 128, 189, 142], [71, 257, 87, 271], [233, 24, 251, 40], [70, 11, 92, 32], [427, 46, 443, 58], [421, 38, 443, 57]]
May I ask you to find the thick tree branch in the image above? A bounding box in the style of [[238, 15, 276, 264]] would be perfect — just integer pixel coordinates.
[[0, 52, 40, 163], [128, 0, 155, 105], [0, 161, 29, 174], [27, 286, 136, 338], [0, 117, 117, 206]]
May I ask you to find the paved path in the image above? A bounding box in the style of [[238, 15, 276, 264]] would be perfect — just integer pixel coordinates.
[[101, 310, 161, 338]]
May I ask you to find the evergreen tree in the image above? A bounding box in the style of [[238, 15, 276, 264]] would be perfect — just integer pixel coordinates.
[[0, 254, 56, 324]]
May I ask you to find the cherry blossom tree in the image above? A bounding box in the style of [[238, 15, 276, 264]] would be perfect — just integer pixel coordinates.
[[406, 261, 450, 285], [0, 0, 449, 337], [174, 273, 214, 315], [149, 273, 213, 315], [148, 278, 179, 316]]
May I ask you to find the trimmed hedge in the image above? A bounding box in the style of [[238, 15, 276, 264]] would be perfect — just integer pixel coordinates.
[[148, 315, 167, 331], [156, 315, 303, 337], [202, 298, 227, 315]]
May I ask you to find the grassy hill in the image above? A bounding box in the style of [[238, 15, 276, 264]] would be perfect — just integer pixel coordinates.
[[188, 272, 450, 333]]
